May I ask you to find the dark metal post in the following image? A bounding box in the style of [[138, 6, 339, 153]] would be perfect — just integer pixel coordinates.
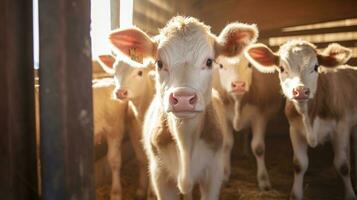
[[0, 0, 38, 199], [39, 0, 94, 199]]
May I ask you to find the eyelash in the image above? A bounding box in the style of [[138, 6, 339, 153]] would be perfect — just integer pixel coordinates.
[[156, 60, 163, 70], [314, 64, 319, 72], [206, 58, 213, 69], [279, 66, 284, 73]]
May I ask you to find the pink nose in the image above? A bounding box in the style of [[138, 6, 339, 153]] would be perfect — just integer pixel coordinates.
[[169, 90, 197, 112], [115, 89, 128, 99], [292, 86, 310, 100], [231, 81, 246, 92]]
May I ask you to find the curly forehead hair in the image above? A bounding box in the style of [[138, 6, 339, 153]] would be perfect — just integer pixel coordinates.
[[159, 16, 211, 39], [279, 40, 317, 55]]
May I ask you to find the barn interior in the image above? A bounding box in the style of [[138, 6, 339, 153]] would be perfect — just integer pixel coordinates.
[[1, 0, 357, 200], [92, 1, 357, 200]]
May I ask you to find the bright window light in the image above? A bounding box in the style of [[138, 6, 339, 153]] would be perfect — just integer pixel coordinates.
[[33, 0, 39, 69], [91, 0, 111, 57], [120, 0, 133, 28]]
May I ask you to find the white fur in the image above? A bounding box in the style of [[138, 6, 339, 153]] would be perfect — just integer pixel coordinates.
[[253, 40, 356, 200], [95, 57, 155, 200], [213, 54, 283, 190], [113, 16, 258, 200]]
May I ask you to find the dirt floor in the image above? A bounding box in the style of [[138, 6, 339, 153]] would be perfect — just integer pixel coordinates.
[[96, 133, 352, 200]]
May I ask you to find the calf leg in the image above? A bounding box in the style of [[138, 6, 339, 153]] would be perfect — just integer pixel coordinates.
[[352, 126, 357, 191], [183, 191, 193, 200], [150, 161, 179, 200], [128, 118, 149, 200], [106, 129, 125, 200], [223, 125, 234, 182], [251, 117, 271, 190], [199, 155, 224, 200], [332, 123, 356, 200], [289, 126, 308, 200]]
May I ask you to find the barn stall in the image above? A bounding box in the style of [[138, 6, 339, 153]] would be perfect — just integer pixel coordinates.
[[1, 0, 357, 200]]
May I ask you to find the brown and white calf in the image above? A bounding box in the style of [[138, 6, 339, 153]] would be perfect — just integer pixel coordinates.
[[95, 56, 155, 200], [245, 40, 356, 200], [108, 16, 258, 199], [213, 54, 284, 190]]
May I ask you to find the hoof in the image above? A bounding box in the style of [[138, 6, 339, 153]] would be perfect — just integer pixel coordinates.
[[134, 189, 146, 200], [290, 192, 302, 200], [110, 193, 122, 200], [258, 175, 272, 191]]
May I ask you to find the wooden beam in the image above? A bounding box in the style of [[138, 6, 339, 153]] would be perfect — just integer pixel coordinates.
[[315, 40, 357, 49], [348, 57, 357, 66], [269, 40, 357, 52], [192, 0, 357, 34], [261, 25, 357, 39], [39, 0, 94, 199], [0, 0, 38, 199]]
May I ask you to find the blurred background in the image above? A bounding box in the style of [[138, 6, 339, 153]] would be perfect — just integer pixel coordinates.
[[86, 1, 357, 199], [5, 0, 357, 199]]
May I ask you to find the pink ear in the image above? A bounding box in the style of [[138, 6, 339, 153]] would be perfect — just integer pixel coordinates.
[[109, 27, 156, 59], [97, 54, 116, 74], [318, 43, 352, 67], [217, 23, 259, 57], [244, 43, 279, 73], [98, 55, 115, 68], [247, 45, 278, 66]]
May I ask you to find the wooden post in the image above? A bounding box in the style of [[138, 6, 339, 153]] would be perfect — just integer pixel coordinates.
[[39, 0, 94, 199], [111, 0, 120, 29], [0, 0, 38, 199]]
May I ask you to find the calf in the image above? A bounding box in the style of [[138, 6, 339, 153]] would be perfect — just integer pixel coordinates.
[[108, 16, 258, 199], [213, 54, 284, 190], [245, 40, 356, 200], [95, 56, 155, 200]]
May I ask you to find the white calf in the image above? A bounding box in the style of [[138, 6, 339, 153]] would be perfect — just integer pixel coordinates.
[[95, 55, 155, 200], [213, 54, 284, 190], [245, 40, 356, 200], [107, 16, 258, 200]]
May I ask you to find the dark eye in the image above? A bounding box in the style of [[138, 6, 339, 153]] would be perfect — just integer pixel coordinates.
[[314, 64, 319, 72], [219, 64, 223, 69], [206, 58, 213, 68], [248, 63, 252, 68], [279, 66, 284, 72], [157, 60, 163, 70], [137, 70, 143, 76]]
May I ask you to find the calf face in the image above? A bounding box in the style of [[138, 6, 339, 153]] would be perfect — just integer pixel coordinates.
[[98, 55, 154, 101], [245, 41, 351, 102], [108, 16, 258, 118], [216, 55, 253, 96]]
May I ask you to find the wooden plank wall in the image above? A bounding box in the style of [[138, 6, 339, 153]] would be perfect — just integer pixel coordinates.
[[189, 0, 357, 34], [0, 0, 39, 199], [39, 0, 95, 199], [259, 25, 357, 66]]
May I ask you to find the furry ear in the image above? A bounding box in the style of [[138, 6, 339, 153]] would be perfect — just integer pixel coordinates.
[[244, 43, 279, 73], [109, 27, 157, 60], [318, 43, 352, 67], [97, 54, 116, 74], [215, 22, 259, 57]]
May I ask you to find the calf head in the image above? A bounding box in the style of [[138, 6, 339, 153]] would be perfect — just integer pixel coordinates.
[[215, 55, 253, 96], [245, 40, 351, 102], [109, 16, 258, 118], [97, 54, 154, 101]]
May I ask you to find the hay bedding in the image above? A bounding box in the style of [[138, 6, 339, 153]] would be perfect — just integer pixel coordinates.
[[96, 136, 348, 200]]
